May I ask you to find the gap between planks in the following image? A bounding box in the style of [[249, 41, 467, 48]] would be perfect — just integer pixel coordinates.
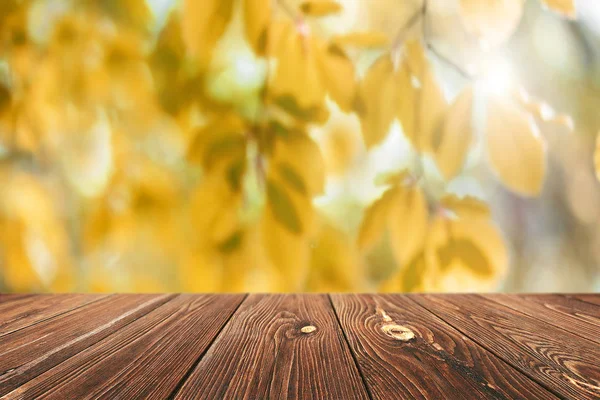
[[0, 294, 108, 339], [166, 293, 249, 399], [327, 294, 375, 400], [332, 294, 558, 399], [0, 294, 178, 397], [404, 295, 565, 399], [171, 294, 370, 399], [413, 294, 599, 400], [476, 294, 600, 346]]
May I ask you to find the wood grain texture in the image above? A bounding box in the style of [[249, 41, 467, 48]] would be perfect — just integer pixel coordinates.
[[484, 294, 600, 345], [330, 293, 558, 400], [3, 294, 245, 400], [0, 294, 34, 303], [1, 293, 599, 399], [0, 294, 106, 338], [0, 294, 173, 396], [173, 294, 369, 400], [414, 294, 600, 400], [570, 294, 600, 307]]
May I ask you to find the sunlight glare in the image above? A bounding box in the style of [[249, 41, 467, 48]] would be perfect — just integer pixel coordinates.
[[479, 59, 513, 96]]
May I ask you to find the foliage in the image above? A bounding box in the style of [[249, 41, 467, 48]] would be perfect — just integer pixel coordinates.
[[0, 0, 585, 293]]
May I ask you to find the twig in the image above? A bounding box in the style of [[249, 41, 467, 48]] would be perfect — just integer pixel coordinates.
[[391, 5, 425, 53], [420, 0, 474, 79], [424, 41, 474, 79]]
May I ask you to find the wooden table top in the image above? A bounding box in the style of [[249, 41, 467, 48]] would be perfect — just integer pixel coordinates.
[[0, 294, 598, 399]]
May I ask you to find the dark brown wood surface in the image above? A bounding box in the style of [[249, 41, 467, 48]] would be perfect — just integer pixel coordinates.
[[330, 294, 558, 400], [0, 294, 106, 338], [413, 294, 600, 399], [0, 293, 598, 399], [174, 294, 369, 400], [485, 294, 600, 345]]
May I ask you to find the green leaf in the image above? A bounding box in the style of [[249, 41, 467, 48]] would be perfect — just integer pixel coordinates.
[[267, 180, 302, 234]]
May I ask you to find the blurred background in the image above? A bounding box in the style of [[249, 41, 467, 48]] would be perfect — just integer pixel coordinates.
[[0, 0, 599, 293]]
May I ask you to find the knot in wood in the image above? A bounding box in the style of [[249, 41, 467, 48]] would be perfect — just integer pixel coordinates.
[[381, 324, 415, 341], [300, 325, 316, 334]]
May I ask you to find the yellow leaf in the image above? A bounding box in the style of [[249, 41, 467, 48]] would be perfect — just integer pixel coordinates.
[[0, 83, 10, 115], [271, 23, 326, 110], [211, 203, 243, 245], [356, 53, 397, 148], [261, 207, 311, 290], [417, 66, 447, 152], [440, 194, 490, 220], [426, 216, 507, 291], [387, 185, 429, 266], [0, 170, 74, 292], [394, 62, 417, 144], [273, 95, 330, 123], [318, 113, 361, 176], [190, 173, 242, 247], [223, 226, 287, 292], [307, 219, 365, 292], [104, 0, 153, 31], [300, 0, 342, 17], [394, 40, 428, 146], [595, 133, 600, 182], [182, 0, 235, 65], [149, 15, 192, 115], [317, 43, 356, 112], [433, 87, 474, 179], [459, 0, 524, 47], [486, 97, 546, 196], [357, 187, 398, 251], [541, 0, 576, 18], [218, 230, 244, 253], [404, 40, 427, 76], [380, 252, 427, 292], [187, 114, 247, 185], [272, 130, 325, 196], [277, 162, 307, 195], [267, 179, 302, 234], [244, 0, 271, 54], [332, 32, 390, 49], [374, 169, 412, 187]]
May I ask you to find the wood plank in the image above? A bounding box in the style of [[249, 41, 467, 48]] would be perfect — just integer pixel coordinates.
[[0, 294, 174, 396], [331, 294, 557, 400], [0, 294, 35, 303], [483, 294, 600, 345], [570, 294, 600, 307], [4, 294, 245, 400], [414, 294, 600, 400], [0, 294, 106, 338], [174, 294, 369, 400]]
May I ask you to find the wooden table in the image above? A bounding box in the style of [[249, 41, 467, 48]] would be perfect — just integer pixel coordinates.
[[0, 294, 599, 399]]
